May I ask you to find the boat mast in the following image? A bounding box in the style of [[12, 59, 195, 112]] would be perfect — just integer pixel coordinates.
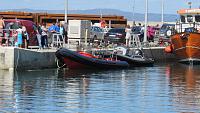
[[143, 0, 148, 43]]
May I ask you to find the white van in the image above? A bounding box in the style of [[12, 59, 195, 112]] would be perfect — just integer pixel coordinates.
[[90, 26, 104, 42]]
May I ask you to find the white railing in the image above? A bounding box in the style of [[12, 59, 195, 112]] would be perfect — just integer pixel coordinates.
[[0, 29, 17, 46], [175, 22, 200, 33]]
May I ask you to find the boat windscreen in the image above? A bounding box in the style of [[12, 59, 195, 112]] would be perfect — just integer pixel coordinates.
[[181, 15, 185, 23], [195, 15, 200, 22], [187, 15, 193, 23]]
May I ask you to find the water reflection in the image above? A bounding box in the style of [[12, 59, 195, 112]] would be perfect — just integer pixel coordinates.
[[169, 64, 200, 88], [14, 69, 58, 112], [168, 64, 200, 112], [0, 64, 200, 112], [11, 69, 104, 113], [0, 70, 15, 112]]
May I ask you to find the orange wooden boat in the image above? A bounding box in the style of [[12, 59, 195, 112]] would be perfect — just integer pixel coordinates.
[[171, 32, 200, 64], [170, 8, 200, 64]]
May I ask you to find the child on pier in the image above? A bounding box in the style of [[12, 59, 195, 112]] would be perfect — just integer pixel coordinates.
[[16, 26, 23, 48]]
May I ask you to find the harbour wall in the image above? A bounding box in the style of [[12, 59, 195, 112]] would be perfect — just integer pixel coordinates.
[[0, 47, 176, 70], [0, 47, 57, 70], [0, 47, 15, 70], [142, 47, 176, 62]]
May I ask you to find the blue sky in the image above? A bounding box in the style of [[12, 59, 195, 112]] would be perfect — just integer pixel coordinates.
[[0, 0, 200, 14]]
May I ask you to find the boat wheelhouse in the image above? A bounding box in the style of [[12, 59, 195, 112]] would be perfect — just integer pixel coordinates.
[[176, 8, 200, 32]]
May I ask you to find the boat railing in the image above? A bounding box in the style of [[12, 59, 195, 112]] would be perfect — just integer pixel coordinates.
[[175, 22, 200, 33], [0, 29, 17, 46]]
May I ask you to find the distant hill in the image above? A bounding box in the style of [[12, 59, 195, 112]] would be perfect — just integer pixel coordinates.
[[0, 8, 178, 22]]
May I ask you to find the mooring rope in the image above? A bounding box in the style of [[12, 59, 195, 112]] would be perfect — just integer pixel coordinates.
[[56, 58, 66, 69]]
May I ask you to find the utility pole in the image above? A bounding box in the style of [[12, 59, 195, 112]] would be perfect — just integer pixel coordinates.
[[143, 0, 148, 43], [199, 0, 200, 8], [64, 0, 68, 23], [132, 0, 135, 26], [161, 0, 164, 24], [100, 9, 102, 21]]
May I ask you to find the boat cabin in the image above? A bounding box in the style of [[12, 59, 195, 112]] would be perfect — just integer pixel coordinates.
[[176, 8, 200, 32]]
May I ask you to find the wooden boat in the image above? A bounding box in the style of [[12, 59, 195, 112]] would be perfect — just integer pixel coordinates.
[[113, 46, 154, 66], [171, 32, 200, 64], [169, 8, 200, 64], [55, 48, 129, 69]]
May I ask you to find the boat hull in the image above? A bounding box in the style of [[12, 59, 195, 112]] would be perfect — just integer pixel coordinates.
[[171, 32, 200, 64], [55, 48, 129, 69], [116, 54, 154, 66]]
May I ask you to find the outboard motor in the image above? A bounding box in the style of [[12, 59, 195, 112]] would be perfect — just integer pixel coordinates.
[[113, 46, 128, 55]]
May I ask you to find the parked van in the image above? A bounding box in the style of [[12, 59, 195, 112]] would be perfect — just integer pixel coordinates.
[[90, 26, 104, 42], [159, 23, 175, 39]]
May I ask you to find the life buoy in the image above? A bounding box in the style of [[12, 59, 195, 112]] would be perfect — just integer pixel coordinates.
[[166, 30, 172, 36]]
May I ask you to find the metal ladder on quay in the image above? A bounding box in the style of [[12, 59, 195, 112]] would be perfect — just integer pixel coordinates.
[[52, 33, 65, 48], [131, 34, 141, 48]]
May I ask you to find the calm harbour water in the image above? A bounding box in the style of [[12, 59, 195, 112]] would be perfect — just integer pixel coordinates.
[[0, 63, 200, 113]]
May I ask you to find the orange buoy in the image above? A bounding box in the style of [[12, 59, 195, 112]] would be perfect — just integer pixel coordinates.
[[165, 45, 172, 53]]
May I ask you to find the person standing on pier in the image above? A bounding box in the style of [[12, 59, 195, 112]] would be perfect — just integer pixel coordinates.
[[22, 26, 29, 49], [0, 16, 5, 45], [0, 16, 5, 32], [16, 26, 23, 48], [63, 22, 68, 43], [59, 24, 64, 36], [59, 23, 65, 43], [147, 26, 155, 42], [37, 24, 42, 49], [125, 25, 132, 47], [48, 23, 57, 47], [41, 24, 48, 48]]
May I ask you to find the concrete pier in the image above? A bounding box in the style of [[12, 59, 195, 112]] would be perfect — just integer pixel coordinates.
[[0, 46, 176, 70], [0, 47, 57, 70]]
